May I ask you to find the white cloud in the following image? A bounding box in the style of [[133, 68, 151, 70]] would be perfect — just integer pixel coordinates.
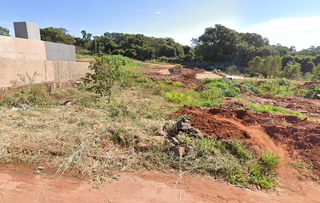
[[241, 16, 320, 50], [157, 22, 163, 25], [45, 20, 50, 23], [137, 9, 141, 12], [156, 11, 160, 14]]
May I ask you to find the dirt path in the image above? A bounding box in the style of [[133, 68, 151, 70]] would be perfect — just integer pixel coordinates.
[[139, 63, 222, 85], [0, 164, 319, 203]]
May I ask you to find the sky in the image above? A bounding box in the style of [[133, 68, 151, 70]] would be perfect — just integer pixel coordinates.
[[1, 0, 320, 51]]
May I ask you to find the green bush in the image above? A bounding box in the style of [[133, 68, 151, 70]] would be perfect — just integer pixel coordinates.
[[231, 140, 252, 162], [136, 77, 152, 83], [84, 55, 128, 103], [202, 78, 240, 97], [172, 82, 184, 87], [165, 91, 190, 104], [241, 83, 261, 94], [260, 152, 280, 170], [204, 66, 214, 71], [202, 78, 221, 84]]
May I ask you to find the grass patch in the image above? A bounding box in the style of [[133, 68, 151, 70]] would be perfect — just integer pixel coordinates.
[[245, 103, 305, 118], [178, 137, 280, 188], [135, 77, 152, 83]]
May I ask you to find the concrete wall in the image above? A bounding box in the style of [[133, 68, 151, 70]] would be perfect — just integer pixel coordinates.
[[14, 22, 40, 40], [0, 35, 90, 88], [44, 41, 76, 62]]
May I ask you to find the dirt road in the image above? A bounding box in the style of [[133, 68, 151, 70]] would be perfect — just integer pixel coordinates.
[[0, 164, 319, 203]]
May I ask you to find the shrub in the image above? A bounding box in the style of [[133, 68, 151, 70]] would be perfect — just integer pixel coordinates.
[[259, 152, 280, 170], [165, 91, 190, 104], [84, 55, 128, 103], [204, 66, 216, 71], [136, 77, 152, 83], [241, 83, 261, 94], [202, 78, 221, 85], [172, 82, 184, 87]]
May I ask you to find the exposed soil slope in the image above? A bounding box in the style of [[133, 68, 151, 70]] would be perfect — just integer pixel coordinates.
[[168, 105, 320, 174], [140, 64, 221, 85]]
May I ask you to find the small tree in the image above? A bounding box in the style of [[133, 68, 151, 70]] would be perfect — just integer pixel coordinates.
[[0, 26, 10, 36], [282, 61, 302, 80], [84, 55, 127, 103]]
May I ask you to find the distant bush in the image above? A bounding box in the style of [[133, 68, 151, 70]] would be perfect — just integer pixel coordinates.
[[241, 83, 261, 94], [202, 78, 221, 84], [136, 77, 152, 83], [204, 66, 215, 71], [172, 82, 184, 87]]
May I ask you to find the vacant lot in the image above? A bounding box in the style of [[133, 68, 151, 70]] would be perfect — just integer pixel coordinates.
[[0, 61, 320, 202]]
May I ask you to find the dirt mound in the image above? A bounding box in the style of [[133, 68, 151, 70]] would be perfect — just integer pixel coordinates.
[[144, 65, 205, 85], [168, 105, 251, 140], [168, 105, 320, 175]]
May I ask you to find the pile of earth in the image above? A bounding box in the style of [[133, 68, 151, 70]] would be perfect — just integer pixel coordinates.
[[143, 65, 205, 85], [167, 105, 320, 175]]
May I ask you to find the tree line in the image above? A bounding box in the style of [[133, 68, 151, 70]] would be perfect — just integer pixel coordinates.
[[40, 27, 194, 63], [2, 24, 320, 80]]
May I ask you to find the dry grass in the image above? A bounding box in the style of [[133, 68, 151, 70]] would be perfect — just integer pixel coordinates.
[[0, 85, 179, 180], [0, 79, 281, 188]]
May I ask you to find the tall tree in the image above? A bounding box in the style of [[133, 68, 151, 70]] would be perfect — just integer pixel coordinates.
[[194, 24, 239, 63]]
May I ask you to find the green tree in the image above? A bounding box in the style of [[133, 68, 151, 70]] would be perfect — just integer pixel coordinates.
[[159, 44, 177, 58], [141, 46, 155, 60], [256, 45, 275, 58], [235, 42, 255, 66], [282, 55, 294, 67], [295, 56, 314, 74], [0, 26, 10, 36], [194, 24, 239, 63], [40, 27, 75, 45], [183, 45, 195, 61], [314, 54, 320, 65], [84, 55, 127, 103], [311, 64, 320, 81], [239, 32, 265, 47], [248, 56, 263, 77], [282, 61, 302, 80], [266, 56, 282, 79]]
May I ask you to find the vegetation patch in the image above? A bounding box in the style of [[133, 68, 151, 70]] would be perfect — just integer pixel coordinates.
[[245, 103, 305, 118]]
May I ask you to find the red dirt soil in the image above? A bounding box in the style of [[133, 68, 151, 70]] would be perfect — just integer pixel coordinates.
[[1, 163, 320, 203], [142, 65, 207, 85], [168, 105, 320, 175]]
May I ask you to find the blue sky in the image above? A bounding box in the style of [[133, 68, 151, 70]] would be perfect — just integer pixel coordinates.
[[1, 0, 320, 50]]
